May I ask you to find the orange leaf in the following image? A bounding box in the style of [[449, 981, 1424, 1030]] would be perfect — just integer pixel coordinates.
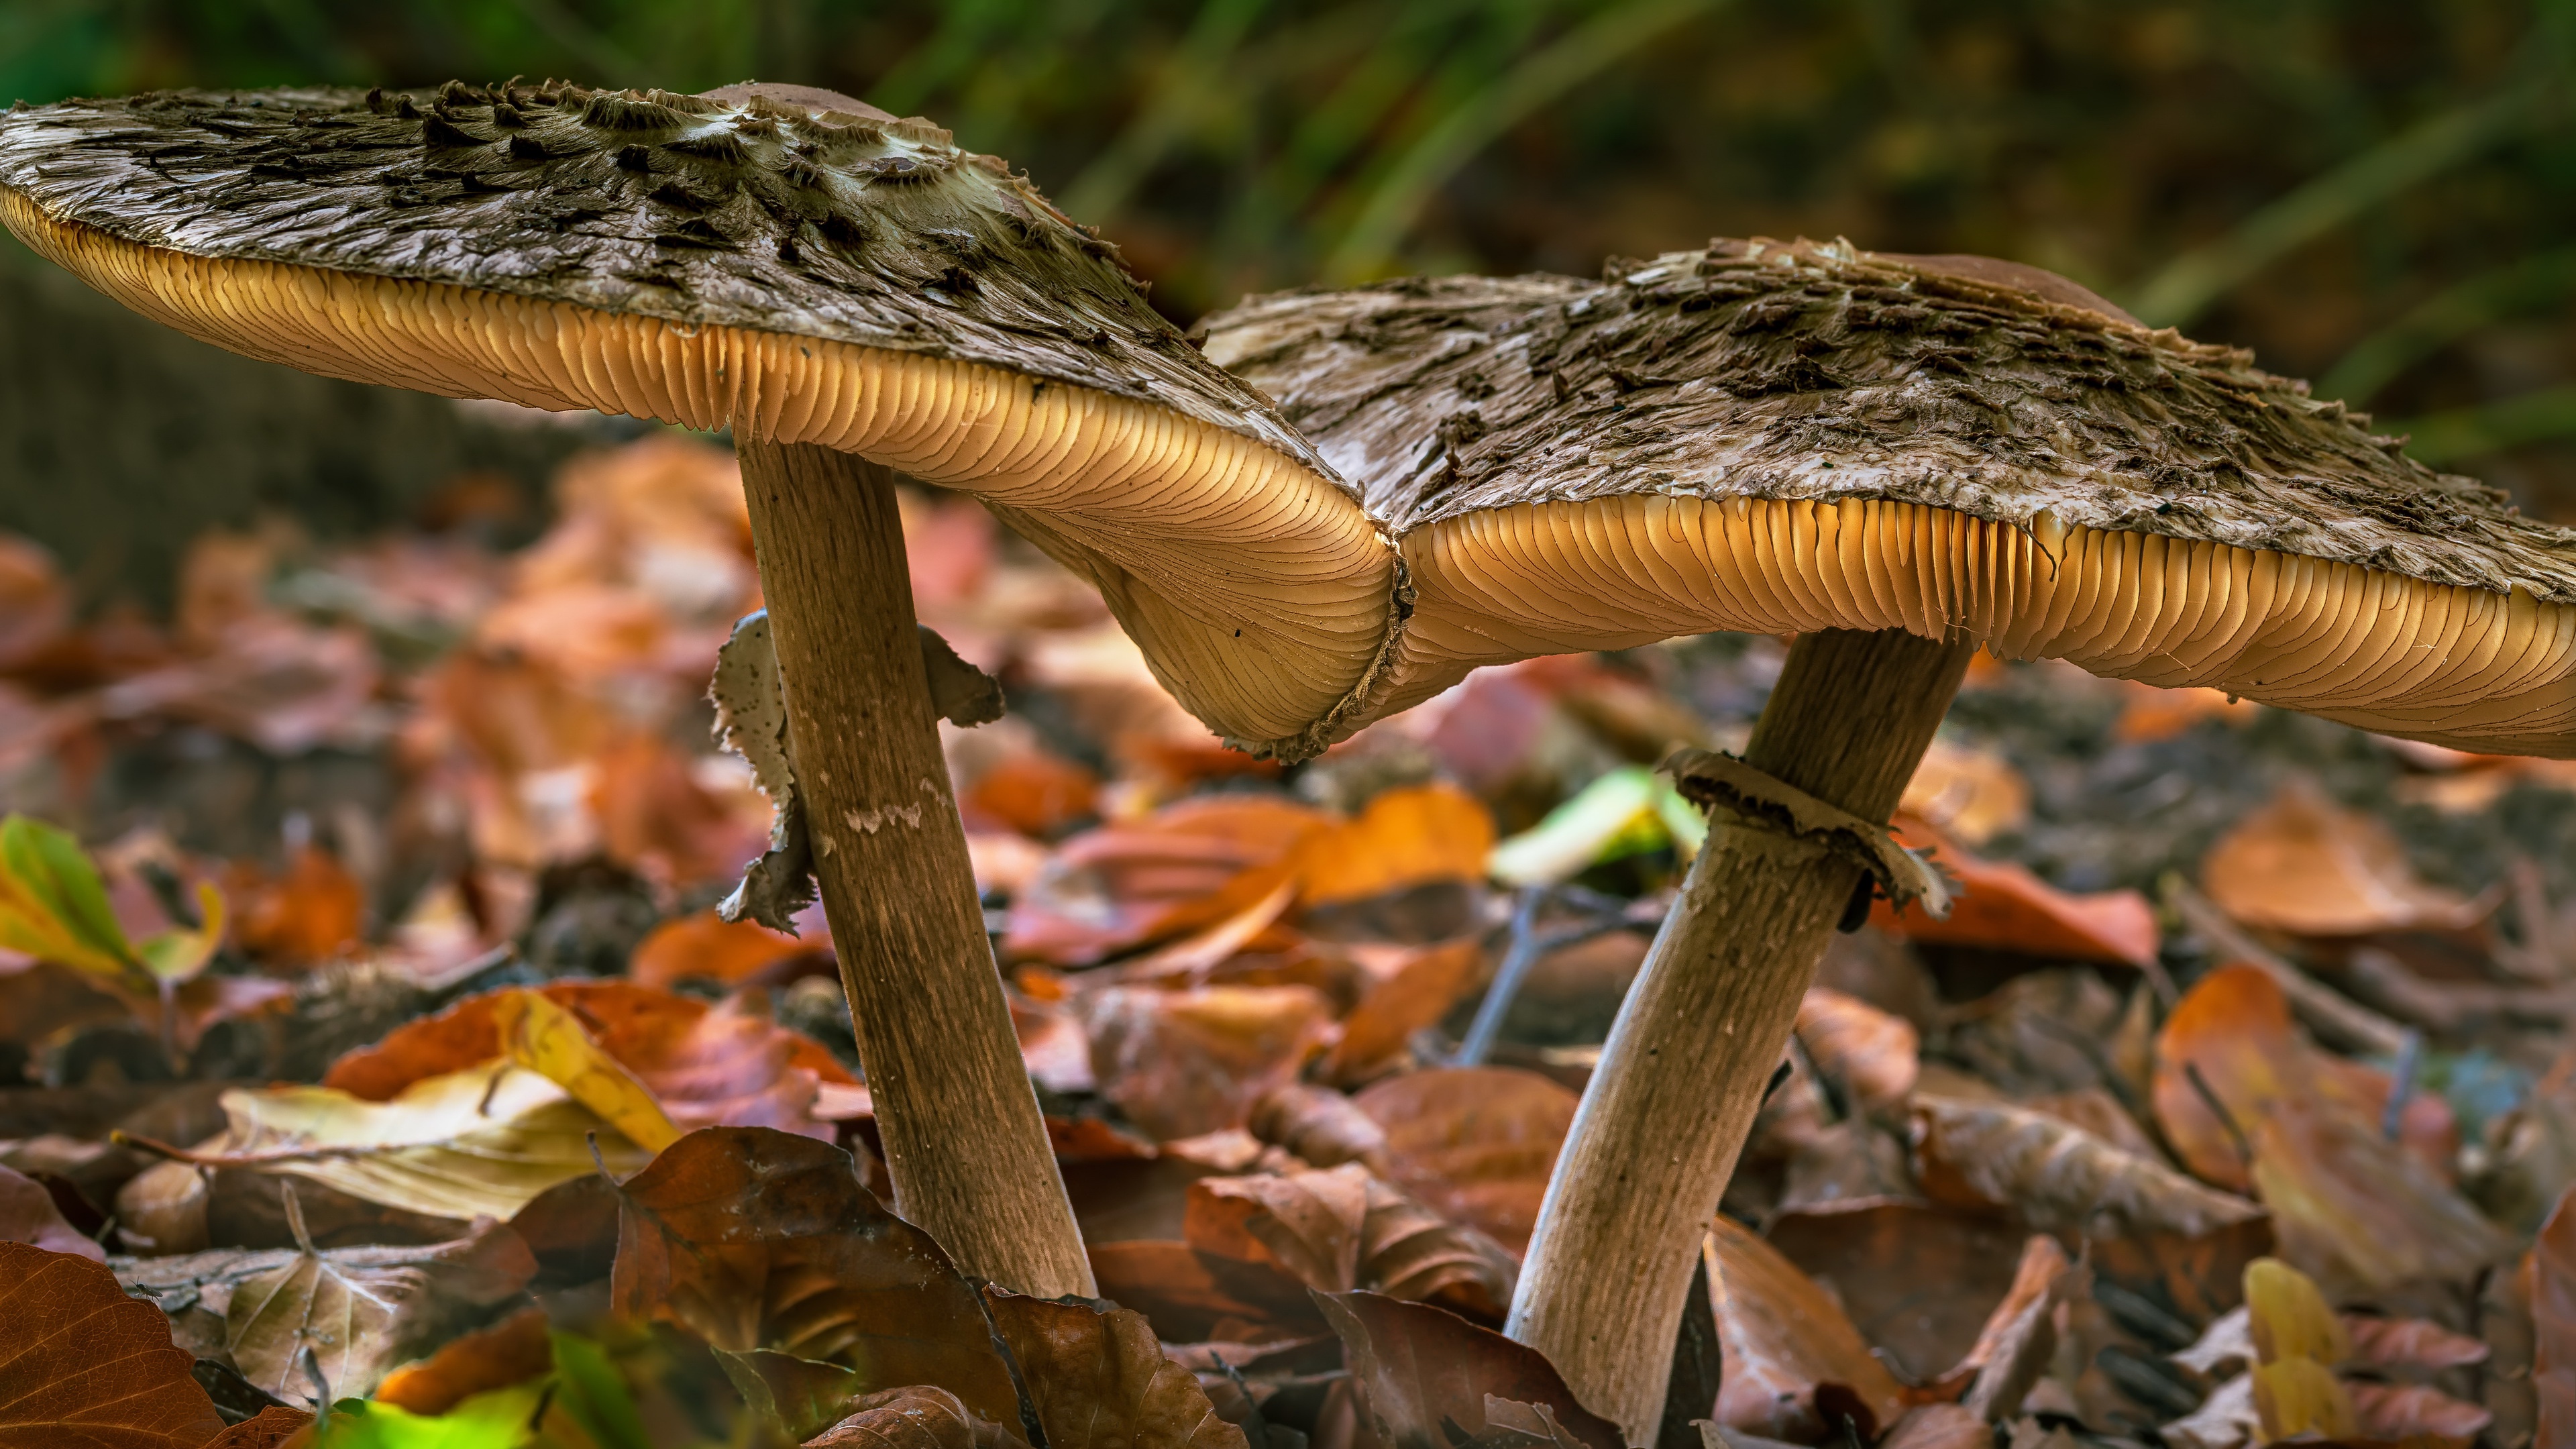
[[2202, 780, 2481, 937], [1292, 784, 1496, 908], [1081, 984, 1334, 1140], [1796, 987, 1919, 1112], [1355, 1067, 1576, 1254], [629, 910, 813, 990], [1874, 816, 2157, 967], [227, 845, 363, 969], [0, 1240, 226, 1447], [372, 1305, 553, 1415], [1710, 1214, 1910, 1442], [966, 752, 1099, 838], [1321, 938, 1486, 1087]]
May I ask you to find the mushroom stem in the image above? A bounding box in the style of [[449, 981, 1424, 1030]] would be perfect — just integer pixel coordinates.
[[736, 437, 1095, 1299], [1505, 627, 1974, 1443]]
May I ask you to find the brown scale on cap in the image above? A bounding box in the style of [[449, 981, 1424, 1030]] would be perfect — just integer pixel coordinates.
[[0, 83, 1395, 754], [1205, 238, 2576, 756]]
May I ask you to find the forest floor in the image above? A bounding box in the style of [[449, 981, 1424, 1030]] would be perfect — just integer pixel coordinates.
[[0, 432, 2571, 1449]]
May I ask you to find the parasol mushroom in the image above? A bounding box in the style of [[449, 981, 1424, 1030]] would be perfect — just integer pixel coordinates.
[[0, 80, 1399, 1297], [1200, 237, 2576, 1440]]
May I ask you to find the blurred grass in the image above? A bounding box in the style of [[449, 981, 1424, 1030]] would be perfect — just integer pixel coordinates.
[[7, 0, 2576, 511]]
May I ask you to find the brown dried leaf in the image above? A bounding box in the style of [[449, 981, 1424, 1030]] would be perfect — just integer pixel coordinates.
[[2347, 1381, 2491, 1444], [630, 910, 814, 990], [1878, 1403, 1992, 1449], [1004, 797, 1330, 967], [201, 1405, 315, 1448], [2532, 1185, 2576, 1449], [1874, 816, 2158, 967], [1312, 1289, 1622, 1449], [2343, 1314, 2489, 1371], [1291, 785, 1495, 908], [0, 1240, 227, 1447], [1357, 1176, 1518, 1322], [1083, 985, 1334, 1141], [1322, 939, 1485, 1087], [1760, 1199, 2032, 1391], [1354, 1068, 1576, 1254], [1083, 1240, 1322, 1344], [1248, 1083, 1389, 1172], [1795, 987, 1917, 1114], [0, 1162, 101, 1260], [1910, 1094, 2266, 1239], [1709, 1214, 1909, 1442], [807, 1385, 1003, 1449], [2202, 781, 2480, 937], [224, 1195, 537, 1408], [982, 1289, 1247, 1449], [1185, 1165, 1369, 1291], [610, 1126, 1021, 1428]]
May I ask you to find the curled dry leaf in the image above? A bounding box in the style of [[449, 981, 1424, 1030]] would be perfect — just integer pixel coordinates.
[[1709, 1214, 1909, 1442], [492, 988, 682, 1153], [1354, 1068, 1577, 1254], [609, 1126, 1022, 1428], [1248, 1082, 1389, 1173], [0, 1161, 102, 1260], [2245, 1095, 2511, 1297], [1311, 1289, 1623, 1449], [1795, 987, 1918, 1114], [1872, 815, 2158, 968], [154, 1062, 653, 1222], [0, 1240, 227, 1448], [1083, 1239, 1322, 1344], [325, 979, 854, 1140], [2342, 1313, 2489, 1371], [1181, 1165, 1517, 1322], [806, 1386, 1008, 1449], [1953, 1235, 2072, 1420], [1005, 796, 1330, 967], [1083, 985, 1334, 1141], [2201, 780, 2482, 937], [2347, 1381, 2492, 1444], [1911, 1094, 2265, 1240], [1899, 739, 2030, 847], [222, 1195, 537, 1409], [981, 1289, 1248, 1449], [1761, 1199, 2033, 1389], [1877, 1403, 1993, 1449], [1356, 1175, 1519, 1322], [2531, 1185, 2576, 1449]]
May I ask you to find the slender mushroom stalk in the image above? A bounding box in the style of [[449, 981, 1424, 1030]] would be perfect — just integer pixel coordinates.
[[0, 79, 1398, 1297], [1205, 237, 2576, 1440]]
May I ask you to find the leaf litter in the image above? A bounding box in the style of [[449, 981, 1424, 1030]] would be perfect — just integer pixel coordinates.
[[7, 438, 2576, 1446]]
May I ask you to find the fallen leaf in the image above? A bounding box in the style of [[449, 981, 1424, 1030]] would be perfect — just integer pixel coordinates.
[[325, 980, 852, 1140], [2347, 1381, 2492, 1443], [1910, 1095, 2266, 1240], [1874, 816, 2157, 968], [2343, 1314, 2488, 1371], [1900, 740, 2030, 847], [1354, 1069, 1576, 1254], [0, 535, 68, 669], [1709, 1214, 1909, 1441], [1878, 1403, 1993, 1449], [1249, 1083, 1391, 1173], [0, 1162, 101, 1260], [610, 1126, 1022, 1426], [807, 1386, 1004, 1449], [983, 1289, 1247, 1449], [1311, 1290, 1622, 1449], [588, 730, 769, 892], [203, 1405, 315, 1448], [1320, 939, 1485, 1087], [2529, 1185, 2576, 1449], [2201, 780, 2481, 937], [371, 1305, 553, 1415], [2112, 683, 2260, 744], [0, 813, 223, 991], [1083, 1240, 1322, 1344], [965, 751, 1101, 839], [0, 1239, 227, 1447], [1186, 1165, 1369, 1292], [1083, 985, 1333, 1141], [226, 846, 364, 969], [1796, 987, 1918, 1114], [155, 1063, 653, 1222], [1295, 784, 1495, 908], [1953, 1235, 2072, 1417], [1760, 1199, 2032, 1389], [2161, 1375, 2259, 1449], [492, 989, 682, 1153], [1487, 767, 1703, 888], [1004, 797, 1330, 967], [224, 1191, 536, 1408], [1355, 1175, 1519, 1322], [628, 910, 813, 990]]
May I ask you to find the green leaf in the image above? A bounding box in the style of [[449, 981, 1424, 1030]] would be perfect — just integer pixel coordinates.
[[548, 1334, 654, 1449], [323, 1382, 549, 1448], [0, 813, 144, 983], [1489, 767, 1703, 886]]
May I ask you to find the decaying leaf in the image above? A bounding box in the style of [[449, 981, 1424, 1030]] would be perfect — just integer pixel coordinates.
[[0, 1239, 227, 1447], [610, 1126, 1022, 1427], [1249, 1083, 1391, 1173], [146, 1063, 653, 1222], [982, 1289, 1247, 1449], [1354, 1068, 1576, 1253], [1873, 816, 2157, 968], [629, 910, 813, 991], [808, 1385, 1009, 1449], [1709, 1214, 1908, 1442], [492, 989, 682, 1154], [325, 979, 852, 1140], [2201, 780, 2481, 937], [1356, 1175, 1519, 1321], [1006, 796, 1330, 966], [1083, 985, 1334, 1140], [2347, 1381, 2492, 1443], [1311, 1289, 1622, 1449], [1292, 784, 1495, 907], [1181, 1165, 1517, 1321], [1320, 938, 1485, 1087], [0, 1162, 102, 1260], [1911, 1094, 2266, 1240], [1762, 1199, 2033, 1389], [224, 1189, 537, 1408], [1795, 987, 1918, 1114]]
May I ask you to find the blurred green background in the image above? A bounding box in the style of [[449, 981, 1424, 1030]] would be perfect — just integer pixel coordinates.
[[7, 0, 2576, 514]]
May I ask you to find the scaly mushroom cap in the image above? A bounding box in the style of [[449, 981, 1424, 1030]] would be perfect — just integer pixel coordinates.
[[1201, 237, 2576, 757], [0, 82, 1396, 757]]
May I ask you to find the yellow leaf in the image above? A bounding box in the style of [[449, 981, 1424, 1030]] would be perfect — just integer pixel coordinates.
[[2251, 1356, 2359, 1442], [2247, 1256, 2351, 1366], [493, 989, 684, 1154], [0, 813, 144, 983], [138, 882, 227, 983]]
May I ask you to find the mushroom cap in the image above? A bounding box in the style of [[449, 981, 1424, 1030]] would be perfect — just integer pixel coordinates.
[[0, 82, 1395, 757], [1201, 237, 2576, 757]]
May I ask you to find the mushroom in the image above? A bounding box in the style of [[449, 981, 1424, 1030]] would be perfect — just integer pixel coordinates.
[[0, 80, 1398, 1297], [1200, 237, 2576, 1440]]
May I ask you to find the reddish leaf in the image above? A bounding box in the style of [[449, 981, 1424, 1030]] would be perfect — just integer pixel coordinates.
[[1186, 1166, 1369, 1291], [2201, 781, 2481, 937], [588, 730, 769, 892], [0, 1163, 101, 1261], [1006, 797, 1330, 966], [225, 847, 363, 969], [1795, 987, 1918, 1113], [1355, 1069, 1576, 1254], [1291, 785, 1495, 908], [1250, 1083, 1391, 1173], [1709, 1214, 1908, 1442], [1083, 985, 1334, 1141], [2347, 1381, 2492, 1443], [610, 1126, 1022, 1428], [982, 1289, 1248, 1449], [1312, 1290, 1621, 1449], [629, 910, 814, 990], [1762, 1199, 2033, 1388], [0, 1240, 226, 1447], [1874, 816, 2157, 967], [1085, 1240, 1322, 1344], [965, 753, 1100, 839]]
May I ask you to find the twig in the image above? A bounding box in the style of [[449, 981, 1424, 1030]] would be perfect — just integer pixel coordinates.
[[2383, 1030, 2423, 1141], [1454, 886, 1548, 1067], [2164, 878, 2412, 1058]]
